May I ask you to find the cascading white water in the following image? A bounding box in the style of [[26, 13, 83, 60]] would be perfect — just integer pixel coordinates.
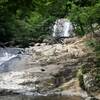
[[0, 48, 22, 72], [53, 19, 74, 38], [0, 52, 17, 65], [0, 48, 17, 66]]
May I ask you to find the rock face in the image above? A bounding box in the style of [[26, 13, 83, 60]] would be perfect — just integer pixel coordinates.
[[0, 37, 99, 99], [77, 52, 100, 99]]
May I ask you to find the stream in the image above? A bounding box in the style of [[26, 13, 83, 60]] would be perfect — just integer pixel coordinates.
[[0, 95, 84, 100]]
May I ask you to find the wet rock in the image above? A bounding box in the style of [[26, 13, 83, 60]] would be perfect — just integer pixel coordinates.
[[85, 97, 99, 100], [0, 89, 21, 96]]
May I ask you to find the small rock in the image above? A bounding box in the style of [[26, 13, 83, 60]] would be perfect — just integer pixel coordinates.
[[40, 43, 46, 46], [35, 43, 41, 46]]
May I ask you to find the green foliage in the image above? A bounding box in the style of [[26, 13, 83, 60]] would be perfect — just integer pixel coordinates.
[[34, 0, 69, 17], [86, 39, 97, 47], [95, 74, 100, 88], [69, 1, 100, 35], [84, 38, 100, 90], [0, 0, 100, 46], [86, 38, 100, 54], [78, 74, 85, 90]]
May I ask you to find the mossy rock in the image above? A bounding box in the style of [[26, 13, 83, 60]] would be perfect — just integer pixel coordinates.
[[77, 69, 85, 90], [80, 64, 92, 74]]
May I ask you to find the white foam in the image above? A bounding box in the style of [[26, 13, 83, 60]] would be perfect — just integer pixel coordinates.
[[0, 52, 17, 65]]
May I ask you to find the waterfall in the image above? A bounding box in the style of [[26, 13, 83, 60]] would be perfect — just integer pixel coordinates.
[[53, 19, 74, 38]]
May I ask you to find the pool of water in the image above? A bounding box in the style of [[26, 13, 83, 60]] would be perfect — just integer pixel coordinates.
[[0, 95, 84, 100]]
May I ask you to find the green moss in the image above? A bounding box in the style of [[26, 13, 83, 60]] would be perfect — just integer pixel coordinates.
[[92, 68, 100, 89], [77, 69, 85, 90], [79, 74, 85, 90], [81, 64, 91, 74], [86, 39, 97, 48]]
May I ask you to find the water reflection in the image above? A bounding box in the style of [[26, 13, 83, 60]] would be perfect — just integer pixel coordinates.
[[0, 95, 84, 100]]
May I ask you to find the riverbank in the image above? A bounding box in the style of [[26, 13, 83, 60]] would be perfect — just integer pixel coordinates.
[[0, 34, 100, 100]]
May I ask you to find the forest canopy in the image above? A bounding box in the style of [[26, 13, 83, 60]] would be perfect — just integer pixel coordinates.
[[0, 0, 100, 46]]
